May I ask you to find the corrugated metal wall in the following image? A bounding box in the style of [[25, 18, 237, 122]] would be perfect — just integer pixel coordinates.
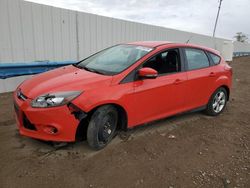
[[0, 0, 236, 93], [0, 0, 77, 62], [0, 0, 232, 63]]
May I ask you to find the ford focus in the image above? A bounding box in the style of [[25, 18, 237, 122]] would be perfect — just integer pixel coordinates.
[[14, 41, 232, 150]]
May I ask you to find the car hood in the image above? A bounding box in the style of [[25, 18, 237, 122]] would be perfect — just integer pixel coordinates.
[[19, 65, 113, 99]]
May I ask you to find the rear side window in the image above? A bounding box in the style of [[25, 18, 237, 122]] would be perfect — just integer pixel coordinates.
[[209, 52, 221, 65], [184, 48, 210, 70]]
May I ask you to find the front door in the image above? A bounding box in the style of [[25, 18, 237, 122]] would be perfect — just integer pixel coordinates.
[[132, 48, 188, 126]]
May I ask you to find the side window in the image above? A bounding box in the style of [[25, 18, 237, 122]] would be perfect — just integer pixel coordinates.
[[184, 48, 210, 70], [208, 52, 221, 65], [143, 49, 181, 75]]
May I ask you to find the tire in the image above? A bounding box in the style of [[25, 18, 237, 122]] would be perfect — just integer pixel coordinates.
[[205, 87, 227, 116], [87, 105, 118, 150]]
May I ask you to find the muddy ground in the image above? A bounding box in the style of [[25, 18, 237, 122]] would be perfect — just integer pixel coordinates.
[[0, 56, 249, 188]]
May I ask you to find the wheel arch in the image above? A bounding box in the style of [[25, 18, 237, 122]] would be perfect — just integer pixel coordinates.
[[75, 102, 128, 141], [220, 85, 230, 101], [88, 103, 128, 131], [214, 76, 231, 101]]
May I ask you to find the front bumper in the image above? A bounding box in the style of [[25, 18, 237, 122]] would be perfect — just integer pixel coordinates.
[[13, 91, 80, 142]]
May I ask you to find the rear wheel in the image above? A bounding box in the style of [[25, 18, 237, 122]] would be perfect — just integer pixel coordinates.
[[87, 105, 118, 150], [205, 87, 227, 116]]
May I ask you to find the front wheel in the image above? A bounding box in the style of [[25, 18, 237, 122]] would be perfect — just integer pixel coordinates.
[[205, 87, 227, 116], [87, 105, 118, 150]]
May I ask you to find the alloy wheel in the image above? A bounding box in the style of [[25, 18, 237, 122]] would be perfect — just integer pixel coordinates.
[[212, 91, 226, 113]]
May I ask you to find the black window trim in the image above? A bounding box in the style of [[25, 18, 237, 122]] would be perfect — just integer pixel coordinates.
[[120, 47, 185, 84], [204, 50, 214, 66], [206, 51, 221, 66], [121, 46, 222, 84]]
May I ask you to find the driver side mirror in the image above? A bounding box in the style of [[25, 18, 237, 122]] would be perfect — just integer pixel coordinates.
[[138, 67, 158, 79]]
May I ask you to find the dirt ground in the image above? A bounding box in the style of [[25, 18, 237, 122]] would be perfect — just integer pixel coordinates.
[[0, 56, 250, 188]]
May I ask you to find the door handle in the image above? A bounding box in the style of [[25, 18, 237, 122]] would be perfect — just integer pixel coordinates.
[[173, 79, 184, 85], [209, 72, 216, 77]]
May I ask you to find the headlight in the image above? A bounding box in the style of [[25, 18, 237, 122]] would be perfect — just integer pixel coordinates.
[[31, 91, 81, 108]]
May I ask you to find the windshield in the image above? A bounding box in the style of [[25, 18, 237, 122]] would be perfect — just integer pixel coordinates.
[[76, 44, 153, 75]]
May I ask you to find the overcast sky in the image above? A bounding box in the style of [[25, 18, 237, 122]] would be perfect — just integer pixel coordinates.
[[26, 0, 249, 40]]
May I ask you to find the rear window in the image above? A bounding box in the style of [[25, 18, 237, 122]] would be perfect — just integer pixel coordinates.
[[209, 52, 221, 65], [184, 48, 210, 70]]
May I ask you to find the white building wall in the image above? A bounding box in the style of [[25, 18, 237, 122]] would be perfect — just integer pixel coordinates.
[[0, 0, 233, 64], [0, 0, 248, 93], [233, 41, 250, 52], [0, 0, 78, 62]]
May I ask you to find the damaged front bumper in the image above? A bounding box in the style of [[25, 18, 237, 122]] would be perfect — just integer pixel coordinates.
[[13, 90, 87, 142]]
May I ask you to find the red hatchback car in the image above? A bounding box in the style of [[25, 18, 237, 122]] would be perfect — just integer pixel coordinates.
[[14, 41, 232, 150]]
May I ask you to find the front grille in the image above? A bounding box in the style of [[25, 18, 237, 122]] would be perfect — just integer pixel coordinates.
[[23, 114, 37, 131]]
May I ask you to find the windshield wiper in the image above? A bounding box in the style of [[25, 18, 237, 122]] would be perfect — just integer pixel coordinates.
[[83, 67, 106, 75], [74, 64, 111, 75], [72, 63, 81, 68]]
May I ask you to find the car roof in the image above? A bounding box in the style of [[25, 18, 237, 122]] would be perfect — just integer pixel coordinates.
[[127, 41, 172, 48], [126, 41, 220, 55]]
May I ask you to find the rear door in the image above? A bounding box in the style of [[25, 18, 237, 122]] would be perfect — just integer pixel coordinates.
[[182, 48, 215, 110]]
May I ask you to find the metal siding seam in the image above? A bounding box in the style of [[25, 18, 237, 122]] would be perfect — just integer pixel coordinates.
[[60, 9, 63, 60], [30, 2, 37, 60], [50, 6, 55, 61], [18, 0, 26, 61], [6, 0, 14, 62], [76, 12, 79, 61]]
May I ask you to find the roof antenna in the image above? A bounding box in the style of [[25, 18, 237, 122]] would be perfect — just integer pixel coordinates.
[[186, 36, 193, 43]]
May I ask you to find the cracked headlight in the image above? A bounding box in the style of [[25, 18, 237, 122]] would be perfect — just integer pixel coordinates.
[[31, 91, 81, 108]]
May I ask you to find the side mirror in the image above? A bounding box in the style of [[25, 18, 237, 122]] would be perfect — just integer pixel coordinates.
[[138, 67, 158, 79]]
